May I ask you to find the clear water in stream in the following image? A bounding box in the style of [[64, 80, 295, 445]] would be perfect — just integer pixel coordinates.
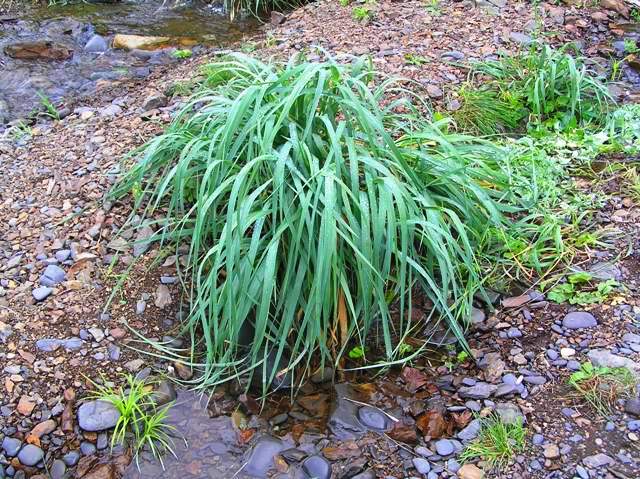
[[0, 0, 257, 124]]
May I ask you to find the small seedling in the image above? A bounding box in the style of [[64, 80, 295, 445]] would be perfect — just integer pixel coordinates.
[[36, 91, 60, 120], [172, 49, 193, 60], [404, 53, 429, 66], [568, 362, 636, 417], [264, 34, 277, 48], [610, 59, 623, 82], [459, 414, 526, 469], [398, 342, 414, 356], [424, 0, 441, 16], [348, 345, 365, 359], [339, 0, 350, 5], [352, 6, 371, 22], [444, 350, 470, 371]]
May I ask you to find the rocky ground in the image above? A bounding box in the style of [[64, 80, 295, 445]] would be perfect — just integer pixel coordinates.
[[1, 0, 640, 478]]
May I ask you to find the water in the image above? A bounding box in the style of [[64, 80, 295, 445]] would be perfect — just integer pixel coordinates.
[[0, 0, 257, 124]]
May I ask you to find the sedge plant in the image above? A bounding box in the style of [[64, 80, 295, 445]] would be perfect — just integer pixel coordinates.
[[110, 54, 507, 395], [459, 414, 526, 470]]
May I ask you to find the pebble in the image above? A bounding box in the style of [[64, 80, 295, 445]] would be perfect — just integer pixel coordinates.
[[543, 443, 560, 459], [2, 437, 21, 456], [17, 444, 44, 466], [458, 419, 481, 442], [50, 459, 67, 479], [40, 264, 66, 286], [434, 439, 454, 456], [582, 453, 614, 468], [562, 311, 597, 329], [625, 398, 640, 417], [32, 286, 53, 301], [80, 441, 96, 455], [77, 400, 120, 431], [357, 406, 388, 430], [532, 434, 544, 445], [412, 457, 431, 474], [62, 451, 81, 466]]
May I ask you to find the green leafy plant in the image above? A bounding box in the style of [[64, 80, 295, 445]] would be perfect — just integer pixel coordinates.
[[624, 39, 639, 55], [352, 6, 371, 21], [568, 362, 637, 416], [547, 272, 619, 305], [424, 0, 441, 15], [348, 346, 365, 360], [404, 53, 429, 66], [87, 374, 177, 466], [444, 349, 470, 371], [471, 43, 613, 131], [459, 414, 526, 469], [36, 91, 60, 120], [632, 8, 640, 21], [339, 0, 350, 5], [610, 58, 623, 82], [171, 49, 193, 60], [110, 54, 505, 393]]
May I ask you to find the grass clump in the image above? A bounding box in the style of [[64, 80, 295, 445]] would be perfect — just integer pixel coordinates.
[[88, 374, 177, 466], [454, 43, 612, 134], [223, 0, 301, 20], [459, 414, 526, 469], [110, 54, 507, 393], [568, 362, 637, 417]]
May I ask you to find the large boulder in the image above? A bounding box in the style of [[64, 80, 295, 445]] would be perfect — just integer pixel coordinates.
[[112, 34, 170, 51]]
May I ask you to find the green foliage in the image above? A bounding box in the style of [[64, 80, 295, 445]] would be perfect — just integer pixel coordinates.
[[348, 345, 365, 360], [459, 414, 526, 469], [404, 53, 429, 66], [88, 374, 176, 465], [352, 6, 371, 21], [547, 272, 619, 305], [569, 362, 637, 417], [470, 43, 613, 132], [111, 54, 507, 393], [452, 84, 526, 135], [339, 0, 350, 5], [424, 0, 441, 15], [171, 49, 193, 60], [36, 91, 59, 120], [624, 39, 639, 54], [632, 8, 640, 21]]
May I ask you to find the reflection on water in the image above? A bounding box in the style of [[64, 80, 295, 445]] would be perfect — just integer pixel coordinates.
[[123, 390, 246, 479]]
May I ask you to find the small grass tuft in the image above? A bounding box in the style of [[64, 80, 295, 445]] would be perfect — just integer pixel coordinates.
[[88, 374, 177, 467], [459, 414, 526, 469], [568, 362, 637, 417]]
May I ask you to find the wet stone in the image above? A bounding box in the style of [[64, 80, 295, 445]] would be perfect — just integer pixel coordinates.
[[78, 400, 120, 431], [302, 455, 331, 479], [457, 419, 481, 442], [80, 441, 96, 455], [357, 406, 388, 431], [243, 436, 286, 476], [17, 444, 43, 466], [582, 453, 614, 468], [62, 450, 81, 466]]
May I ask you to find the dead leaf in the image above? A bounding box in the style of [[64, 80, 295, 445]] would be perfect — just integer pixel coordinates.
[[401, 366, 428, 392]]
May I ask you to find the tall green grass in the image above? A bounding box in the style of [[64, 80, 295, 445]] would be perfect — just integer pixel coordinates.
[[111, 54, 506, 393], [223, 0, 300, 19]]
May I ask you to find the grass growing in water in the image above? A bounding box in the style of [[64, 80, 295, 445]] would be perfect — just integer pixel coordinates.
[[111, 54, 508, 394], [88, 374, 177, 467], [459, 414, 526, 469], [568, 362, 637, 417]]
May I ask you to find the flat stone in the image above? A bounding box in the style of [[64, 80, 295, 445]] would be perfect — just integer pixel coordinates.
[[434, 439, 454, 456], [62, 451, 81, 466], [582, 453, 614, 468], [357, 406, 388, 430], [77, 400, 120, 431], [18, 444, 44, 466], [543, 443, 560, 459], [412, 457, 431, 474], [50, 459, 67, 479], [562, 312, 597, 329], [36, 338, 62, 352], [302, 455, 331, 479], [457, 463, 484, 479], [509, 32, 533, 45], [2, 437, 22, 456], [242, 436, 285, 476], [40, 264, 66, 286], [458, 419, 481, 442], [88, 328, 104, 342], [458, 382, 496, 399], [32, 286, 53, 301], [625, 398, 640, 417], [588, 349, 640, 374]]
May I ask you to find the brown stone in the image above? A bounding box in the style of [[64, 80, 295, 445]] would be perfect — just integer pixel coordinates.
[[174, 361, 193, 380], [17, 395, 35, 415], [80, 462, 115, 479], [458, 464, 484, 479], [29, 419, 56, 438], [600, 0, 629, 17], [4, 41, 72, 60]]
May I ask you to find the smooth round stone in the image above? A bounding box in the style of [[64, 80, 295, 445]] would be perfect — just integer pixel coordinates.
[[302, 455, 331, 479], [17, 444, 44, 466], [412, 457, 431, 474], [562, 312, 597, 329], [50, 459, 67, 479], [62, 451, 81, 466], [2, 437, 21, 457], [77, 400, 120, 431], [532, 434, 544, 445], [434, 439, 454, 456], [80, 441, 96, 456], [357, 406, 388, 430], [546, 349, 559, 360]]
